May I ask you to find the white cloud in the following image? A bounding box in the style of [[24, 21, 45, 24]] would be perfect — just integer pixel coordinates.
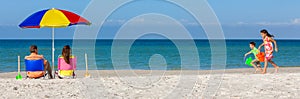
[[256, 22, 273, 26], [105, 18, 155, 25], [237, 22, 249, 25], [106, 18, 300, 26], [291, 18, 300, 24], [105, 18, 200, 26], [105, 19, 126, 25], [236, 18, 300, 26]]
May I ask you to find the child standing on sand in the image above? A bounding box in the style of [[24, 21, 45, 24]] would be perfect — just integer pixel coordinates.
[[245, 41, 262, 73], [258, 29, 279, 74]]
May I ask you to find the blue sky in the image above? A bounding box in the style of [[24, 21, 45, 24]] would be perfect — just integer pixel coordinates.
[[0, 0, 300, 39]]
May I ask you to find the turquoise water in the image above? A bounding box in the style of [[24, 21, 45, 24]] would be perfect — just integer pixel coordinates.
[[0, 39, 299, 72]]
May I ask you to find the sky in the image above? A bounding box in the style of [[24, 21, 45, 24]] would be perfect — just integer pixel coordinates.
[[0, 0, 300, 39]]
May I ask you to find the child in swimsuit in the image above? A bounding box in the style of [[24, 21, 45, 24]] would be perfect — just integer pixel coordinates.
[[258, 29, 279, 74], [245, 41, 262, 73]]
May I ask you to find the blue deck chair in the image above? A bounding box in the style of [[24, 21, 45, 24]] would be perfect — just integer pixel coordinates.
[[25, 59, 47, 79]]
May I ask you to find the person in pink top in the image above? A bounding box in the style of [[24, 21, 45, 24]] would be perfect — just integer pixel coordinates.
[[258, 29, 279, 74]]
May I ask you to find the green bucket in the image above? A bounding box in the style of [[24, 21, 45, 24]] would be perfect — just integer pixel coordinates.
[[245, 57, 253, 66]]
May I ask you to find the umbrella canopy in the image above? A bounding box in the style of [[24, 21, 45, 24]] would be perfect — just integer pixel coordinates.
[[19, 8, 90, 78], [19, 8, 90, 28]]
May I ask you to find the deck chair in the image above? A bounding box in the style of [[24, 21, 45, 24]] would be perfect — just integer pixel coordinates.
[[25, 59, 46, 79], [55, 55, 76, 79]]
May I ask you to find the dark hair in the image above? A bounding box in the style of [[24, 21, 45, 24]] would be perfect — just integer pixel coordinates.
[[260, 29, 274, 37], [249, 42, 256, 46], [30, 45, 37, 53], [62, 45, 71, 64]]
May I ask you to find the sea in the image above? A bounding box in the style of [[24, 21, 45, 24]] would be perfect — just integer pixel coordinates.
[[0, 39, 299, 72]]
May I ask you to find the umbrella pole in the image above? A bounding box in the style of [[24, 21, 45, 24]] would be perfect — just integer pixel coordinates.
[[52, 27, 55, 78]]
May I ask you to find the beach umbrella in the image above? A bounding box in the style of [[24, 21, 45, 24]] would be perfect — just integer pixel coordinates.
[[19, 8, 91, 77]]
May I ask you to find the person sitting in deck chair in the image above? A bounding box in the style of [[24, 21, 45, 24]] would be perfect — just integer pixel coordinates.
[[56, 45, 76, 79], [25, 45, 53, 79]]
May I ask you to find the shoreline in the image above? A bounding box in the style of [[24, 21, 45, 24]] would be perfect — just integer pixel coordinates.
[[1, 67, 300, 78]]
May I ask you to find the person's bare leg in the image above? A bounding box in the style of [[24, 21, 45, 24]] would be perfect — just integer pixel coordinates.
[[262, 58, 268, 74], [269, 60, 279, 73], [251, 60, 258, 73], [257, 63, 263, 72], [44, 60, 53, 79]]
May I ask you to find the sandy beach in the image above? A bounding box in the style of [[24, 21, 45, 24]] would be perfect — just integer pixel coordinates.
[[0, 67, 299, 98]]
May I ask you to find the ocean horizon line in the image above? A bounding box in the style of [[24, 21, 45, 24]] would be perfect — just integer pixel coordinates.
[[0, 38, 299, 40]]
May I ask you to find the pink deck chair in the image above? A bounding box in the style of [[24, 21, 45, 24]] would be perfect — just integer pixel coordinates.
[[56, 56, 77, 78]]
